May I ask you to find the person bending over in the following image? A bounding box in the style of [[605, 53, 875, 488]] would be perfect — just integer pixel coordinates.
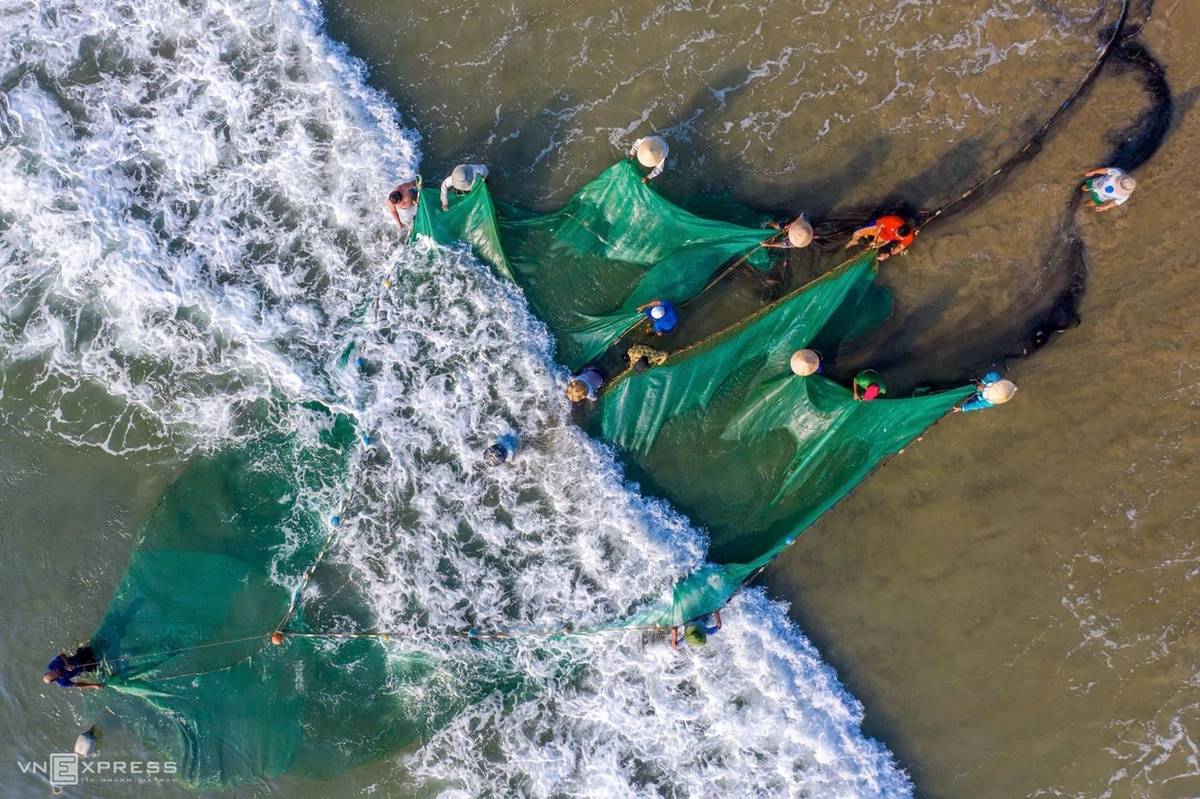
[[440, 164, 489, 211], [44, 645, 102, 689]]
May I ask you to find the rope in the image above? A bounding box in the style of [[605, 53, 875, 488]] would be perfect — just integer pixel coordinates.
[[917, 0, 1130, 234], [603, 249, 874, 393], [279, 622, 669, 644], [96, 620, 676, 687]]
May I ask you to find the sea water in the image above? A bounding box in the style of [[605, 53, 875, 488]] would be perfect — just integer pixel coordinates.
[[0, 0, 910, 794]]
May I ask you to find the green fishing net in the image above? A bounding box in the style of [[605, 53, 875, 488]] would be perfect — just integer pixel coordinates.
[[604, 254, 974, 628], [412, 160, 772, 368], [83, 411, 494, 788]]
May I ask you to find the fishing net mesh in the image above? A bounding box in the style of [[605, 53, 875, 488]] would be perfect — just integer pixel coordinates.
[[83, 413, 479, 788], [86, 167, 971, 787], [601, 254, 973, 628], [413, 160, 771, 368]]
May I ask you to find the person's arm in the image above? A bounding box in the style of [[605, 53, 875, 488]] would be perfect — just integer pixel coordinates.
[[1084, 168, 1108, 177], [714, 610, 722, 630], [853, 382, 860, 400], [387, 200, 405, 231], [636, 300, 660, 312], [670, 627, 679, 650], [643, 160, 665, 183], [628, 138, 642, 160], [440, 176, 453, 211], [73, 681, 103, 689]]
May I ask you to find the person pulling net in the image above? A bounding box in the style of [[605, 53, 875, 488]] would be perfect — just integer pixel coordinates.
[[412, 145, 776, 369]]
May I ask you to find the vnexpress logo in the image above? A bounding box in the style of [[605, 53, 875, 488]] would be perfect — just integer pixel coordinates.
[[20, 754, 177, 786]]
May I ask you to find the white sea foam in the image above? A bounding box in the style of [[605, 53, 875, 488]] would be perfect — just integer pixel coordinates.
[[0, 0, 912, 796]]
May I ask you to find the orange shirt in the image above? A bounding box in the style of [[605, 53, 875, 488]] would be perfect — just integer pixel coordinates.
[[874, 215, 915, 248]]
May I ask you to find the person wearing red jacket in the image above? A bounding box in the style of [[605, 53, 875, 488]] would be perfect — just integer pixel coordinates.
[[846, 214, 916, 260]]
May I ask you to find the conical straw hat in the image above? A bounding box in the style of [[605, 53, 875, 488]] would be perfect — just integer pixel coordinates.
[[450, 164, 478, 191], [1118, 175, 1137, 192], [787, 217, 814, 248], [636, 136, 667, 167], [790, 349, 820, 376], [566, 380, 587, 402], [982, 379, 1017, 404]]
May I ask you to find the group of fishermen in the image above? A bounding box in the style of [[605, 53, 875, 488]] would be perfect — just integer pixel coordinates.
[[44, 142, 1131, 681]]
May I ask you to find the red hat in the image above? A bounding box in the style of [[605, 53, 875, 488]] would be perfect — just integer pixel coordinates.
[[863, 384, 881, 401]]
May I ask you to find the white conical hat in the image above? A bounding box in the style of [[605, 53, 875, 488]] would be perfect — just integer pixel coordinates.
[[450, 164, 479, 191], [982, 379, 1017, 404], [636, 136, 667, 167], [1118, 174, 1137, 192], [790, 349, 820, 376], [787, 217, 814, 248]]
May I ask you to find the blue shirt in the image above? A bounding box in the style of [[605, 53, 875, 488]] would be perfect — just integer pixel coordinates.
[[645, 301, 677, 334], [47, 654, 83, 687], [959, 371, 1001, 413], [571, 367, 605, 401], [695, 613, 720, 635]]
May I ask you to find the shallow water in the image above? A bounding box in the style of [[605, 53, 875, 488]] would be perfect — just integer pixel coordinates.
[[1, 0, 1196, 797]]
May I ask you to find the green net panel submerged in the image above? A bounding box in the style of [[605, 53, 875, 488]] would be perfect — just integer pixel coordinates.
[[412, 160, 772, 369], [599, 254, 975, 628], [83, 412, 497, 788]]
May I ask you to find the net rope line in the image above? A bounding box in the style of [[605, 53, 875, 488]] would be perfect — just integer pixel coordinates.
[[602, 248, 875, 393], [584, 230, 784, 365], [916, 0, 1130, 235]]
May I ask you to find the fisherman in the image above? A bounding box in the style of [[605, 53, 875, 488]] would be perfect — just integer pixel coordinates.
[[386, 177, 420, 235], [566, 366, 606, 403], [790, 349, 822, 376], [763, 215, 814, 249], [1082, 167, 1136, 212], [628, 135, 668, 183], [852, 370, 886, 401], [671, 611, 722, 649], [44, 645, 102, 689], [638, 299, 678, 336], [482, 443, 509, 467], [954, 371, 1017, 412], [440, 163, 490, 211], [624, 343, 668, 374], [846, 214, 916, 260]]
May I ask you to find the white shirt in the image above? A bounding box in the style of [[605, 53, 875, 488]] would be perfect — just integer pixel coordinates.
[[1091, 168, 1133, 206], [396, 203, 417, 227], [440, 164, 489, 209], [629, 137, 668, 181]]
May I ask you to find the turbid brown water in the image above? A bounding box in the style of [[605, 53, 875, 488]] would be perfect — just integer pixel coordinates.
[[317, 0, 1200, 796]]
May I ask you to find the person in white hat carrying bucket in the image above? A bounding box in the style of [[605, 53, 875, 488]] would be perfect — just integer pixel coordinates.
[[629, 135, 669, 183], [441, 163, 490, 211], [954, 371, 1017, 412]]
